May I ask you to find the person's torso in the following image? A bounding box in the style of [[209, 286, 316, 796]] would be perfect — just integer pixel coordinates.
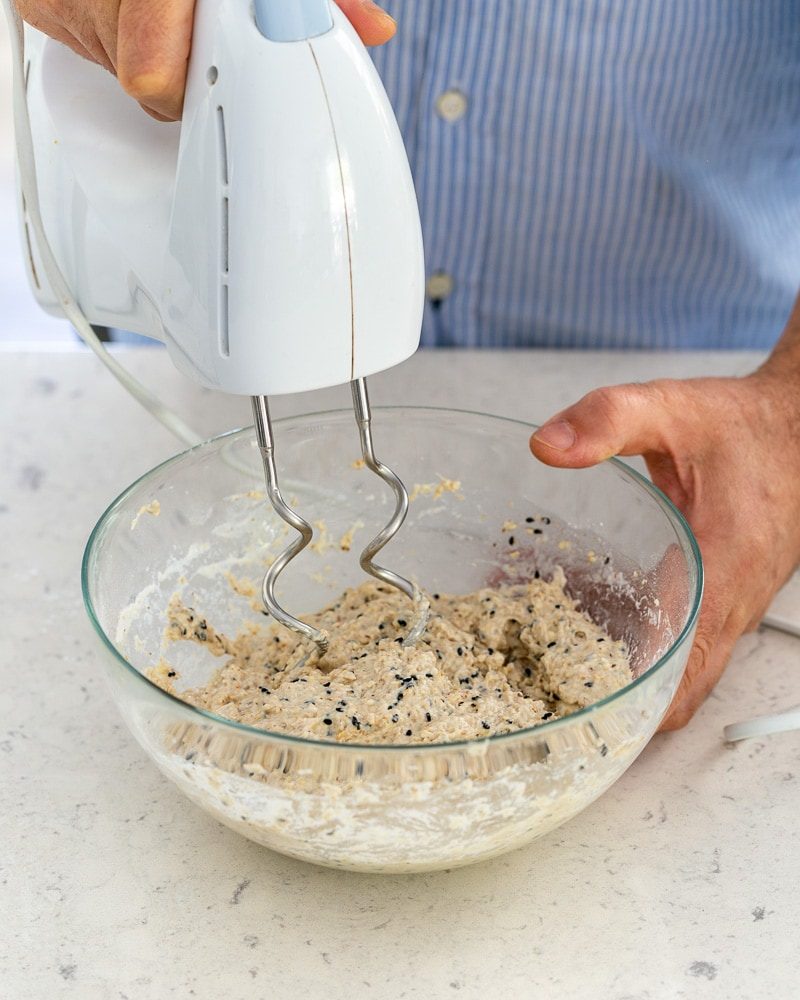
[[371, 0, 800, 349]]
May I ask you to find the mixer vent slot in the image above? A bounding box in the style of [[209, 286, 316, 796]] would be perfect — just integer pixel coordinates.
[[217, 104, 230, 357], [216, 105, 229, 184], [221, 196, 229, 274], [219, 283, 230, 357]]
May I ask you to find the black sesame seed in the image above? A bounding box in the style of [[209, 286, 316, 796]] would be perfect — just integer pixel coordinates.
[[167, 671, 176, 678], [508, 536, 515, 546], [425, 672, 434, 678], [584, 681, 594, 688], [391, 713, 399, 723], [547, 641, 556, 649], [600, 743, 609, 756], [425, 712, 432, 722], [405, 729, 412, 737], [542, 516, 551, 525], [323, 718, 333, 726], [394, 637, 404, 644], [351, 715, 361, 729], [397, 619, 407, 627], [481, 721, 491, 730], [259, 686, 269, 693], [525, 516, 534, 523], [456, 646, 464, 656], [542, 711, 553, 720], [533, 528, 543, 535]]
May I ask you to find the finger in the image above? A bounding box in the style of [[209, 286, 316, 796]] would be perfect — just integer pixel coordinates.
[[42, 22, 103, 67], [530, 383, 677, 469], [659, 603, 739, 730], [117, 0, 196, 121], [71, 24, 116, 73], [13, 5, 99, 65], [336, 0, 397, 45], [89, 0, 122, 68]]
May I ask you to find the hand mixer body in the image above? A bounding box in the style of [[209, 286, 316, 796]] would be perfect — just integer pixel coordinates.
[[21, 0, 424, 395], [17, 0, 428, 652]]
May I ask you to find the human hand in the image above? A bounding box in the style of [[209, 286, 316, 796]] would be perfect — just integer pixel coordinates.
[[14, 0, 396, 120], [530, 367, 800, 729]]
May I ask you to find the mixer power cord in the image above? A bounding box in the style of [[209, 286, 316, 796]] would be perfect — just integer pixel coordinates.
[[2, 0, 203, 448]]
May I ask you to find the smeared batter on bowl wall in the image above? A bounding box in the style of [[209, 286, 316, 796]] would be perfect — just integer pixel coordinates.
[[151, 568, 632, 745]]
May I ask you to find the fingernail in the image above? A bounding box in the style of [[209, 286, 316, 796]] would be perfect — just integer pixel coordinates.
[[533, 419, 576, 451]]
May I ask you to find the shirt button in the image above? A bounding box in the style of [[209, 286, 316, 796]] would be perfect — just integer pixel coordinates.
[[435, 88, 468, 123], [425, 271, 455, 301]]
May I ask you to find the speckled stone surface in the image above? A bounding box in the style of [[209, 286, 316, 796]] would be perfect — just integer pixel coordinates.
[[1, 348, 798, 1000]]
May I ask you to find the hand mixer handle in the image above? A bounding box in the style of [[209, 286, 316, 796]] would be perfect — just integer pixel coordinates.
[[23, 0, 424, 396]]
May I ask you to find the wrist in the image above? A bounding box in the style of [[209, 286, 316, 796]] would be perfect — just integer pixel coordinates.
[[756, 293, 800, 383]]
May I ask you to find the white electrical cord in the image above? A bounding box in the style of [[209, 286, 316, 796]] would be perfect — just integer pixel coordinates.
[[2, 0, 202, 447], [724, 707, 800, 743]]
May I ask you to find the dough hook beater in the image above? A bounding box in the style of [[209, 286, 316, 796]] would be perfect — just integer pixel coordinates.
[[252, 379, 429, 655]]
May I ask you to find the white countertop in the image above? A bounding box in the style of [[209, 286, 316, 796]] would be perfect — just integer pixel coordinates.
[[2, 347, 798, 1000]]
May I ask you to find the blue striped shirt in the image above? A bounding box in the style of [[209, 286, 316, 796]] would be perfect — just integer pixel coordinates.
[[371, 1, 800, 350]]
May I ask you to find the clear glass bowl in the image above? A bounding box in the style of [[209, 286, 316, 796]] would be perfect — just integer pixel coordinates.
[[82, 407, 701, 873]]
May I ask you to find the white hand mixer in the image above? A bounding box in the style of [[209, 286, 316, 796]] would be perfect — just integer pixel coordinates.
[[7, 0, 428, 652]]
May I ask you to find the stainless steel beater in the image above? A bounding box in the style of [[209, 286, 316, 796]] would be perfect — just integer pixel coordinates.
[[251, 379, 428, 655]]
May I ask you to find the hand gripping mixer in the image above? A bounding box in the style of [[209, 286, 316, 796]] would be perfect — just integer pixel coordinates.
[[10, 0, 428, 653]]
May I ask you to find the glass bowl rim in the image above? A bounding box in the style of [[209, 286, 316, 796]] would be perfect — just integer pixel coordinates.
[[81, 405, 703, 753]]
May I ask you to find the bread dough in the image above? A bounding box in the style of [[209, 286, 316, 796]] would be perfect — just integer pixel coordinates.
[[154, 567, 632, 745]]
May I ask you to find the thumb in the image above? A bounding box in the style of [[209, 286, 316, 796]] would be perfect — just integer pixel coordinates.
[[336, 0, 397, 45], [530, 383, 675, 469]]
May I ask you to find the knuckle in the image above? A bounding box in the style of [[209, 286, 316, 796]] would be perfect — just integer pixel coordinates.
[[582, 385, 638, 440], [584, 385, 620, 417], [688, 631, 713, 676]]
